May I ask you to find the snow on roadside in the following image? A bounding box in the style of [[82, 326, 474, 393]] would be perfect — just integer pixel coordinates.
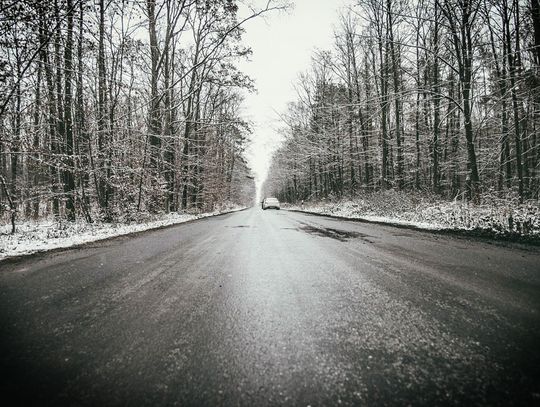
[[0, 206, 245, 261], [286, 191, 540, 239]]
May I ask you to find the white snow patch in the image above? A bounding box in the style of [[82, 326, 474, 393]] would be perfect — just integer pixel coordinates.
[[286, 191, 540, 237], [0, 206, 245, 261]]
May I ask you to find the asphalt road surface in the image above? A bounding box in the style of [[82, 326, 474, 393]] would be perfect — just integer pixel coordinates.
[[1, 208, 539, 406]]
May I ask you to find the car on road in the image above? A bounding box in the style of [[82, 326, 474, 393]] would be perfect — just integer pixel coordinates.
[[262, 197, 280, 210]]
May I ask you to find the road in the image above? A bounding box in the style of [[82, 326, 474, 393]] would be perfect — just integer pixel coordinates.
[[1, 208, 539, 406]]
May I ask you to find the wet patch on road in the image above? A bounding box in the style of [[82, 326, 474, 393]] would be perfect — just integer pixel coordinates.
[[297, 223, 372, 242], [227, 225, 254, 228]]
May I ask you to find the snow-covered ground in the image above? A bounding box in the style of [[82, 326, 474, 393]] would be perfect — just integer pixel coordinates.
[[0, 206, 245, 261], [286, 191, 540, 240]]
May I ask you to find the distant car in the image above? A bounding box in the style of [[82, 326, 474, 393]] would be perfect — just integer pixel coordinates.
[[262, 197, 280, 210]]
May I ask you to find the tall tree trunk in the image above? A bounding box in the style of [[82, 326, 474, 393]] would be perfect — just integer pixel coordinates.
[[32, 27, 43, 219], [387, 0, 403, 189], [63, 0, 76, 221], [503, 0, 524, 201], [147, 0, 162, 212], [486, 4, 512, 192], [76, 0, 92, 222], [97, 0, 109, 215], [10, 55, 22, 224], [377, 30, 390, 189], [432, 3, 441, 193]]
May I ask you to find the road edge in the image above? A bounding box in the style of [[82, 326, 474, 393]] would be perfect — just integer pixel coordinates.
[[285, 208, 540, 247], [0, 207, 250, 265]]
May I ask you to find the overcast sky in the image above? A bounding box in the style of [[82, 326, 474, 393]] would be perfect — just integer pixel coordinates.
[[238, 0, 350, 196]]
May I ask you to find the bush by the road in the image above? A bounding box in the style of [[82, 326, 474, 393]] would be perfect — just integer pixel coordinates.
[[289, 190, 540, 239]]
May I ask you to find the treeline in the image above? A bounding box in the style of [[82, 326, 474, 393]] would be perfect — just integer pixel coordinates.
[[0, 0, 280, 227], [265, 0, 540, 205]]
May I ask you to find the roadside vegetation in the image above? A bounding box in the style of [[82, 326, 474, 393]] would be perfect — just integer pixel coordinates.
[[0, 203, 244, 260], [286, 190, 540, 241], [264, 0, 540, 239], [0, 1, 289, 235]]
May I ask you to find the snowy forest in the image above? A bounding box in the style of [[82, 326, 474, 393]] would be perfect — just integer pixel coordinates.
[[265, 0, 540, 210], [2, 0, 540, 242], [0, 0, 279, 230]]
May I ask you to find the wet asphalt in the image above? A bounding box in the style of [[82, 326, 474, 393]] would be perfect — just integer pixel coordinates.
[[0, 207, 539, 406]]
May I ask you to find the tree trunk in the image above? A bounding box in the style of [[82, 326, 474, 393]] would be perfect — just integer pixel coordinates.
[[387, 0, 403, 189], [147, 0, 162, 212], [97, 0, 109, 215], [63, 0, 76, 221]]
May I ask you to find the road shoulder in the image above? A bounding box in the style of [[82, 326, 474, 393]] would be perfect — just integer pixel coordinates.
[[0, 207, 248, 264], [286, 208, 540, 248]]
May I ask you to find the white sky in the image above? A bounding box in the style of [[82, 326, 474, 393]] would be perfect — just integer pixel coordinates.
[[238, 0, 350, 197]]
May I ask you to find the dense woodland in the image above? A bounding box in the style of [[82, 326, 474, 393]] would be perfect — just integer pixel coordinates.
[[265, 0, 540, 206], [0, 0, 283, 228]]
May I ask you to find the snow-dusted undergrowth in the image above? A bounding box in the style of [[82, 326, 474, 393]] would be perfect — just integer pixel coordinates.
[[288, 190, 540, 239], [0, 205, 245, 261]]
